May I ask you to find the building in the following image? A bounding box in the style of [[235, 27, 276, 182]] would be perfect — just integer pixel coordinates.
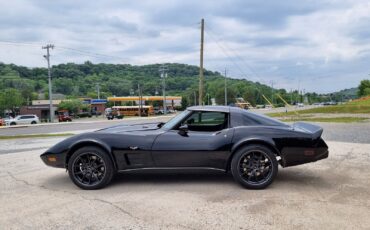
[[20, 100, 61, 121], [82, 99, 107, 114], [20, 99, 106, 121]]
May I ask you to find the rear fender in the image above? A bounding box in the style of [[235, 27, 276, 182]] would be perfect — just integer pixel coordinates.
[[231, 137, 280, 155], [226, 137, 280, 171]]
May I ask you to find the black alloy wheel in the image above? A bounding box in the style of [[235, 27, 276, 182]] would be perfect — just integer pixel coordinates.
[[68, 146, 114, 190], [231, 145, 278, 189]]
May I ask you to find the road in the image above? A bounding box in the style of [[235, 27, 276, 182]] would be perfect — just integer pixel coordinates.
[[0, 116, 173, 136], [0, 140, 369, 229]]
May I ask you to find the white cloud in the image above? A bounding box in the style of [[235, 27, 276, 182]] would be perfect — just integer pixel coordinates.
[[0, 0, 369, 93]]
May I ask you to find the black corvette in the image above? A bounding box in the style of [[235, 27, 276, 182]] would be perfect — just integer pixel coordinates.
[[41, 106, 328, 190]]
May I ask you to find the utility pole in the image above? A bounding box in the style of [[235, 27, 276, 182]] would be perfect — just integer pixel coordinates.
[[224, 68, 227, 106], [42, 44, 54, 122], [159, 65, 168, 114], [96, 83, 100, 99], [199, 18, 204, 106]]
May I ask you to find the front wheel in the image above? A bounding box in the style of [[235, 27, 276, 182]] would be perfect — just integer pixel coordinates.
[[231, 145, 278, 189], [68, 146, 115, 190]]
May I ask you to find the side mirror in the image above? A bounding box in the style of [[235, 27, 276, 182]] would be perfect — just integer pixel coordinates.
[[178, 124, 189, 136]]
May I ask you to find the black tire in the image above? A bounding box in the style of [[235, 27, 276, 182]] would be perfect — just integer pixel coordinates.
[[68, 146, 115, 190], [231, 144, 278, 189], [31, 121, 37, 124], [10, 122, 16, 126]]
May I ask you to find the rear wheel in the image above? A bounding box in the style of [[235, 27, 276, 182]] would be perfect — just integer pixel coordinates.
[[231, 145, 278, 189], [31, 121, 37, 124], [68, 146, 114, 190], [10, 122, 16, 126]]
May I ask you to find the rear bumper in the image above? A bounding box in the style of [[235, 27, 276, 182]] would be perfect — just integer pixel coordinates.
[[40, 151, 66, 168], [281, 139, 329, 167]]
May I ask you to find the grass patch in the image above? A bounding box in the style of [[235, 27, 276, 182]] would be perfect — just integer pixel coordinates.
[[269, 97, 370, 117], [268, 105, 370, 117], [279, 117, 369, 123], [0, 133, 74, 140]]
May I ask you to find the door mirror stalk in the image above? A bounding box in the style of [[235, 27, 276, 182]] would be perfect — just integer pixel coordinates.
[[178, 124, 189, 136]]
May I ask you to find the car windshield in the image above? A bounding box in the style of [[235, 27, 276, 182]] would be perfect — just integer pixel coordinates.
[[162, 110, 191, 130]]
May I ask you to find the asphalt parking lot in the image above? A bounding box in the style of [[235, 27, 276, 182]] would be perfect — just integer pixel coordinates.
[[1, 135, 370, 229]]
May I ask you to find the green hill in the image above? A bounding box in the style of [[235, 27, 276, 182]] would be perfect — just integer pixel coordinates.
[[0, 61, 285, 108]]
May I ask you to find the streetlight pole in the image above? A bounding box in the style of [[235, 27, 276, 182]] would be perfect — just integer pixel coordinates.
[[137, 84, 141, 117], [42, 44, 54, 123], [163, 72, 167, 114], [130, 89, 134, 106]]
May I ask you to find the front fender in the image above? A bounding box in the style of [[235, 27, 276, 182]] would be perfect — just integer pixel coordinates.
[[66, 138, 117, 169]]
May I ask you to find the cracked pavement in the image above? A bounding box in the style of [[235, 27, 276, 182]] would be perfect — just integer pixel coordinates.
[[0, 137, 370, 229]]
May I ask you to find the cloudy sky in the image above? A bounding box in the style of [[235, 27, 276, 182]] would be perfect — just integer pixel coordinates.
[[0, 0, 369, 93]]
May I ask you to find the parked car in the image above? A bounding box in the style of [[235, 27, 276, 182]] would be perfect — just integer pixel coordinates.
[[58, 110, 72, 122], [105, 110, 124, 120], [6, 115, 40, 126], [154, 109, 164, 115], [0, 117, 4, 126], [41, 106, 329, 190]]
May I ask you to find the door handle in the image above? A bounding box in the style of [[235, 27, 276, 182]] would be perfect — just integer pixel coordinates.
[[213, 131, 222, 136]]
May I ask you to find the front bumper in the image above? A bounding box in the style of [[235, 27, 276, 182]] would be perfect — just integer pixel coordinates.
[[40, 151, 67, 168]]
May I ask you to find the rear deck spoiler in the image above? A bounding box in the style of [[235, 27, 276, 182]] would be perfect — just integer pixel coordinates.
[[292, 122, 323, 140]]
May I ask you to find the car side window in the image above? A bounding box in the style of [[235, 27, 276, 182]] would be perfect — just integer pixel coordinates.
[[181, 111, 228, 132]]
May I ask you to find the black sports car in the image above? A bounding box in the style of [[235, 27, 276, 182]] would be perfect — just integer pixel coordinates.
[[41, 106, 328, 190]]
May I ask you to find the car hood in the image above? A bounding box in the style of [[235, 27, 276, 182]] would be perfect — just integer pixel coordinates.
[[95, 122, 162, 134]]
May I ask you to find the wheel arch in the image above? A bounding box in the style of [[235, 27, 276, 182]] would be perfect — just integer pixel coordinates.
[[65, 140, 118, 170], [226, 138, 281, 171]]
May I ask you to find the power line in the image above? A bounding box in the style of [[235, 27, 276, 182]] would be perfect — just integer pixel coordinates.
[[0, 40, 126, 61], [207, 27, 262, 79], [0, 40, 42, 47], [205, 30, 252, 80], [56, 46, 126, 61]]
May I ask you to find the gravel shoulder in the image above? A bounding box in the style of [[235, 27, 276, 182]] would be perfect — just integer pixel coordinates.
[[0, 141, 369, 229]]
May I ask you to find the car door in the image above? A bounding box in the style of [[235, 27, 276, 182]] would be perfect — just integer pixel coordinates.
[[17, 116, 27, 124], [151, 111, 234, 169]]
